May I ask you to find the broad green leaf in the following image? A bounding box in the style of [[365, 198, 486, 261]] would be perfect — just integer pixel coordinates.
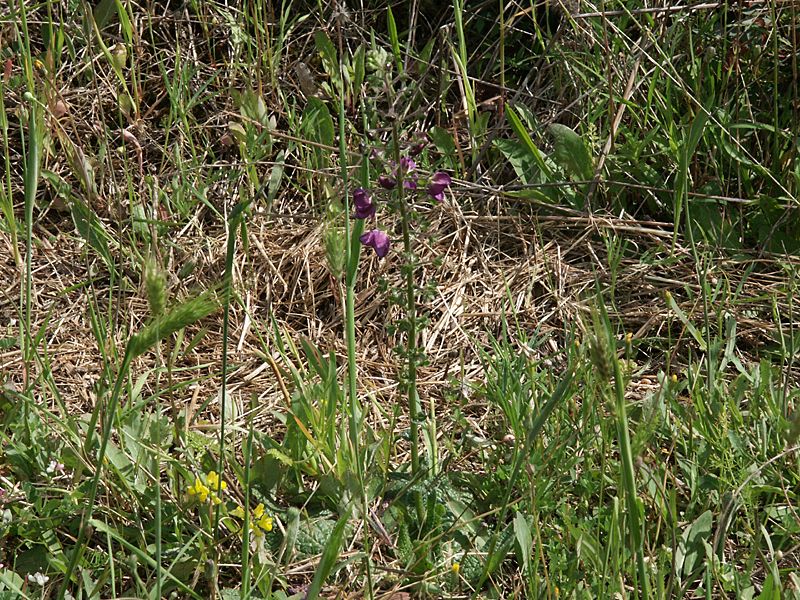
[[428, 126, 458, 170], [675, 510, 713, 579], [282, 507, 302, 565], [756, 572, 780, 600], [493, 139, 536, 184], [484, 521, 517, 577], [314, 30, 348, 92], [239, 89, 269, 126], [513, 512, 532, 574], [352, 44, 365, 93], [548, 123, 593, 182], [314, 30, 338, 77], [93, 0, 118, 27], [266, 151, 285, 203]]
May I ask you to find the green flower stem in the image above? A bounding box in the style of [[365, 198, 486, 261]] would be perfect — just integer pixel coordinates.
[[391, 122, 421, 479]]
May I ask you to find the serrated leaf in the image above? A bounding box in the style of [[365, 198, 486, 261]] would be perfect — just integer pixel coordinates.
[[265, 448, 294, 467], [548, 123, 593, 181]]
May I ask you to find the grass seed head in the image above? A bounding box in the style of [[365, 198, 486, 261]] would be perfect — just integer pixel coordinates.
[[144, 257, 168, 318]]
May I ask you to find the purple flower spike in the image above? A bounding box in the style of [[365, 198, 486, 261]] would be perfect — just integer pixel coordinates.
[[378, 174, 397, 189], [353, 187, 375, 219], [360, 229, 390, 258], [427, 171, 452, 202]]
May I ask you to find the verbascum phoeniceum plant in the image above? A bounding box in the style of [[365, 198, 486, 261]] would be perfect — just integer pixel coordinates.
[[351, 147, 452, 483], [329, 39, 453, 590]]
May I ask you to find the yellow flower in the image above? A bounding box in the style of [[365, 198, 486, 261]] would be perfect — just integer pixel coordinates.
[[187, 477, 210, 503], [207, 471, 227, 492], [451, 562, 460, 575], [257, 514, 273, 533], [231, 503, 273, 535], [253, 503, 273, 534]]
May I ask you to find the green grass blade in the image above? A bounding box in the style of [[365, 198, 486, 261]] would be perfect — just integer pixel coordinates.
[[304, 506, 352, 600]]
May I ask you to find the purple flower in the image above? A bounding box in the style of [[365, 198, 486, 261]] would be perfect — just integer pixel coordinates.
[[398, 156, 416, 173], [377, 174, 396, 189], [360, 229, 390, 258], [427, 171, 452, 201], [353, 187, 375, 219], [398, 158, 417, 189], [408, 139, 428, 156]]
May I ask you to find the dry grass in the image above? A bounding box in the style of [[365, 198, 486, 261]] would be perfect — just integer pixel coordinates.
[[2, 192, 796, 437]]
